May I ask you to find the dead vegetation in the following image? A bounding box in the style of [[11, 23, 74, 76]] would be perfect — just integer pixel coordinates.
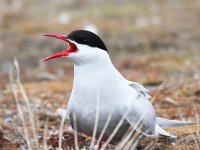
[[0, 0, 200, 149]]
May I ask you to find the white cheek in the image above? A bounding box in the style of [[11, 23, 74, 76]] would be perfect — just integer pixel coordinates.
[[68, 45, 89, 57], [67, 43, 109, 63], [67, 52, 80, 59]]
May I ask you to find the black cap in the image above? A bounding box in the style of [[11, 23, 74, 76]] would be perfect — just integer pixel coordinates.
[[67, 30, 108, 52]]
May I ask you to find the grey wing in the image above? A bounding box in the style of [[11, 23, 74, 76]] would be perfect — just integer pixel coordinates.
[[126, 80, 151, 100], [123, 80, 157, 136]]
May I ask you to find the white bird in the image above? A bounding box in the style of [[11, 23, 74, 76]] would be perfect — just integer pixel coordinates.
[[41, 30, 197, 148]]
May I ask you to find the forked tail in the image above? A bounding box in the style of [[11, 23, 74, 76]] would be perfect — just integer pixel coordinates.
[[156, 117, 198, 128], [155, 117, 199, 138]]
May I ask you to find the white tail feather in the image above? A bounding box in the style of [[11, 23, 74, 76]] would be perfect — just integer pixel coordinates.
[[156, 117, 198, 128]]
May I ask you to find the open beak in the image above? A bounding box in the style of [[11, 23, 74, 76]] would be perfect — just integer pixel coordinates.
[[40, 34, 78, 62]]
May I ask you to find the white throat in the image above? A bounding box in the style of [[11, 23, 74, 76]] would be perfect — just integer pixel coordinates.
[[70, 44, 123, 97], [68, 42, 109, 66], [73, 49, 114, 84]]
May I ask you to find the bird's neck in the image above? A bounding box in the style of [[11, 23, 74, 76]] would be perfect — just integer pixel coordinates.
[[71, 54, 125, 100], [72, 55, 119, 85], [74, 55, 112, 76]]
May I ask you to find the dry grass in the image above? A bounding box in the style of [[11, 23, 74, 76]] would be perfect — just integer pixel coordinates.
[[0, 1, 199, 149], [10, 60, 37, 149], [7, 60, 200, 150]]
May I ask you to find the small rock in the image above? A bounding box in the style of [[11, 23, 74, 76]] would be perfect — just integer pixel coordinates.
[[151, 16, 161, 25], [194, 90, 200, 96], [4, 117, 12, 123], [135, 17, 148, 28], [56, 108, 66, 117]]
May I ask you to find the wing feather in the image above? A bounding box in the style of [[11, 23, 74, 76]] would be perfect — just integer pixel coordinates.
[[126, 80, 151, 100]]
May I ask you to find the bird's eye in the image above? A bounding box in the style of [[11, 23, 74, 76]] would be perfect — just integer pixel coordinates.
[[80, 37, 88, 43], [83, 39, 87, 42]]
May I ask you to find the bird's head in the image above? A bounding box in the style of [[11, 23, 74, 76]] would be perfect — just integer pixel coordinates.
[[40, 30, 108, 63]]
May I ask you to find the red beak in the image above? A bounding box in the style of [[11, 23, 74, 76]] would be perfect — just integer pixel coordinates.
[[40, 34, 78, 62]]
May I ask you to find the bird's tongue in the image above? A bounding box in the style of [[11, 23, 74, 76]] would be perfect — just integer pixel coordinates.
[[40, 34, 78, 62]]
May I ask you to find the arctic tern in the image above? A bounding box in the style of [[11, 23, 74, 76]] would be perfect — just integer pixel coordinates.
[[41, 30, 197, 147]]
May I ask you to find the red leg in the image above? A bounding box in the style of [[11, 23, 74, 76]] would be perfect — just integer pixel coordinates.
[[98, 142, 102, 150]]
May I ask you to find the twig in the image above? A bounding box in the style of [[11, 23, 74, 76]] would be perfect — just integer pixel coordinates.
[[10, 69, 32, 150], [43, 117, 49, 150], [14, 59, 39, 149], [90, 89, 100, 150], [151, 80, 167, 103], [58, 112, 66, 150], [96, 107, 114, 146], [73, 112, 79, 150]]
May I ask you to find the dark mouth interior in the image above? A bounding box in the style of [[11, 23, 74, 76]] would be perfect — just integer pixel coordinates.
[[70, 43, 78, 52], [67, 41, 78, 53]]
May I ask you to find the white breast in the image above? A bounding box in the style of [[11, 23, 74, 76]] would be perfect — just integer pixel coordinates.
[[66, 50, 156, 142]]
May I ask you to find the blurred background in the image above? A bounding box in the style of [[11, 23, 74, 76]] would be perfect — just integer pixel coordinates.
[[0, 0, 200, 80], [0, 0, 200, 149]]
